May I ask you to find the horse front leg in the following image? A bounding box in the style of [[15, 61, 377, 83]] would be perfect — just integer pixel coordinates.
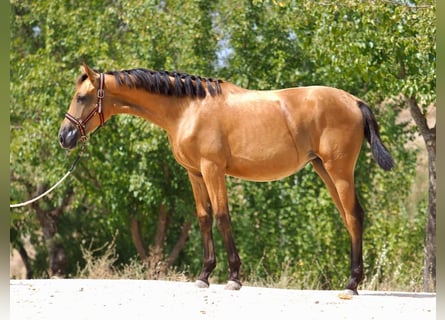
[[216, 212, 242, 290], [200, 159, 242, 290], [188, 172, 216, 288]]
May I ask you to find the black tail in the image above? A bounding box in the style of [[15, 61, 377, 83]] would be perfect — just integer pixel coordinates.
[[358, 101, 394, 171]]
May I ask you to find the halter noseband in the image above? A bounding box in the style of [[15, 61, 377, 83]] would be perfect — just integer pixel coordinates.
[[65, 73, 105, 142]]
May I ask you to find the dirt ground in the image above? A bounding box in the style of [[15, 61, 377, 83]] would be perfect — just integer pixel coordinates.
[[10, 279, 435, 320]]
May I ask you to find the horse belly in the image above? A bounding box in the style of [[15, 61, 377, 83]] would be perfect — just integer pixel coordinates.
[[226, 135, 305, 182]]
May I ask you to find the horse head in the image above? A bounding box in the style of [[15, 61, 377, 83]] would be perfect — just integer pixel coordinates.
[[59, 64, 105, 149]]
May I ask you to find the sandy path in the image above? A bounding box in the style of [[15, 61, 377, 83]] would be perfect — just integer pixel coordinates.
[[10, 279, 435, 320]]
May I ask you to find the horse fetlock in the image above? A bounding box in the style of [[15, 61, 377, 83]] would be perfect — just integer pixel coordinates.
[[195, 279, 210, 289], [338, 289, 357, 300], [225, 280, 242, 291], [202, 257, 216, 271]]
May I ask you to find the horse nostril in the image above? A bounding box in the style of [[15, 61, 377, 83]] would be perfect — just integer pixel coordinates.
[[58, 127, 79, 149], [59, 133, 65, 146]]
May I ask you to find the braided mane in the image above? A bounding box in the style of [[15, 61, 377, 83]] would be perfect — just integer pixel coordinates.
[[106, 68, 223, 98]]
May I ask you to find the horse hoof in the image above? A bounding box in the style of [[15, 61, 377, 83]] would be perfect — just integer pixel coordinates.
[[338, 289, 357, 300], [225, 280, 242, 290], [195, 279, 209, 288]]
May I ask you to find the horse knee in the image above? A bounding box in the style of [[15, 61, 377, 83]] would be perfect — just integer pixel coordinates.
[[215, 213, 231, 232], [198, 214, 213, 231]]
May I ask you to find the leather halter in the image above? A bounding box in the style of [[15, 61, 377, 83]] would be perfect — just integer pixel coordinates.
[[65, 73, 105, 142]]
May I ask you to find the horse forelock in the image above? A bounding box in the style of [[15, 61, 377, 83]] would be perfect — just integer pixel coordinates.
[[105, 68, 223, 98]]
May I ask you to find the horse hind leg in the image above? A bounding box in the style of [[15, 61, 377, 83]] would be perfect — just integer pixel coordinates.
[[312, 158, 346, 222], [311, 157, 364, 296]]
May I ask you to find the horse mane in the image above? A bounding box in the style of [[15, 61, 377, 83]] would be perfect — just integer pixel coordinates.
[[104, 68, 223, 98]]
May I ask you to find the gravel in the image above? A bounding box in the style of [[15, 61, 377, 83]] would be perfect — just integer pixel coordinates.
[[10, 279, 436, 320]]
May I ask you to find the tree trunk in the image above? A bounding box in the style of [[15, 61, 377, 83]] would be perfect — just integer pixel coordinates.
[[424, 144, 436, 291], [149, 204, 169, 269], [18, 245, 33, 279], [404, 95, 436, 291], [32, 186, 73, 278], [166, 221, 192, 268], [33, 205, 67, 278], [130, 216, 147, 260], [129, 207, 192, 276]]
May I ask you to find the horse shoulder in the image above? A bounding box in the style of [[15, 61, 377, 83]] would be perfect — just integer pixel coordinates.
[[169, 105, 227, 171]]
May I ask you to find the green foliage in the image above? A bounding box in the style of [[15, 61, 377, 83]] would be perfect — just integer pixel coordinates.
[[10, 0, 433, 291]]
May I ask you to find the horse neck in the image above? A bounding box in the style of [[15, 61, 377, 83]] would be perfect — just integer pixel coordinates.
[[107, 83, 186, 132]]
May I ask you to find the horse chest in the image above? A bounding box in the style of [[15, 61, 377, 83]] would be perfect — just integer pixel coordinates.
[[168, 133, 214, 172]]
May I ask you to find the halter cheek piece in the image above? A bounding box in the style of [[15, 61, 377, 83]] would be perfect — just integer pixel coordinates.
[[64, 73, 105, 142]]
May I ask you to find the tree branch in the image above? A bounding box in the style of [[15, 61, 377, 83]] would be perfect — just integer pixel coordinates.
[[166, 221, 192, 268], [18, 244, 33, 279], [154, 204, 168, 252], [319, 1, 432, 9], [130, 216, 147, 260], [403, 94, 434, 145]]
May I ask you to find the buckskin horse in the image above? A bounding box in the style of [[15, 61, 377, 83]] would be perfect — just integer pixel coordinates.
[[59, 64, 394, 296]]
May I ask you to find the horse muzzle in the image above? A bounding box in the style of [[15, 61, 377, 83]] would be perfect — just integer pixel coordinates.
[[58, 124, 80, 149]]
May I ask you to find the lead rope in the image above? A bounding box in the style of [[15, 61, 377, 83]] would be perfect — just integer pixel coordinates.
[[10, 143, 85, 208]]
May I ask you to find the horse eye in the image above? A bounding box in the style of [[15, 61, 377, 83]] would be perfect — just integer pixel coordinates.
[[76, 94, 87, 103]]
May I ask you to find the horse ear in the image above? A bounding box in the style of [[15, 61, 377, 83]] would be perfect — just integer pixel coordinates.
[[81, 63, 100, 86]]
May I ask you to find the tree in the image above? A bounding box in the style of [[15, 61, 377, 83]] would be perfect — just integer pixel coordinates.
[[292, 0, 436, 291], [10, 0, 432, 291], [10, 0, 219, 278], [215, 0, 432, 289]]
